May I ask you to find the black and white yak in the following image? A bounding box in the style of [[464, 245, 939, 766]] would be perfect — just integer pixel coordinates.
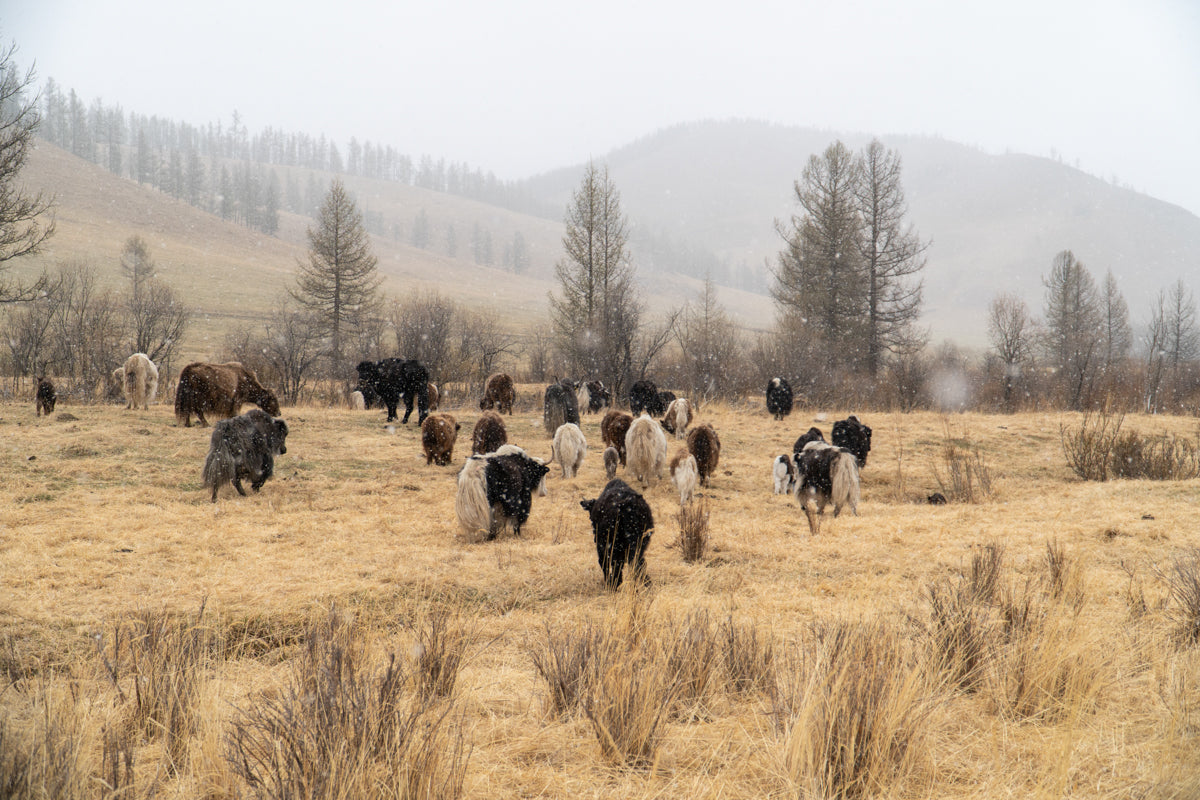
[[766, 377, 794, 420], [661, 397, 693, 440], [455, 447, 550, 541], [355, 358, 430, 424], [773, 453, 797, 495], [792, 426, 825, 458], [576, 380, 612, 414], [201, 409, 289, 502], [792, 441, 860, 535], [581, 478, 655, 589], [832, 415, 872, 467]]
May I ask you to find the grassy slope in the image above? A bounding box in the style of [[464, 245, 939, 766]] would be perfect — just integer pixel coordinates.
[[2, 395, 1198, 797]]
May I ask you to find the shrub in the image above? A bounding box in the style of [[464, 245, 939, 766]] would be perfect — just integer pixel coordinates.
[[675, 499, 711, 563], [1164, 549, 1200, 647]]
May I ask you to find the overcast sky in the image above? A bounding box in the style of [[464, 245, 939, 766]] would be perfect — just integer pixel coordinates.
[[8, 0, 1200, 215]]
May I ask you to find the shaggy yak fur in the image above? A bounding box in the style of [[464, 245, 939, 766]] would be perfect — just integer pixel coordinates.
[[577, 380, 612, 414], [543, 378, 581, 438], [421, 413, 461, 466], [766, 377, 794, 420], [670, 448, 699, 505], [35, 377, 57, 416], [426, 383, 440, 412], [832, 415, 872, 467], [660, 397, 693, 439], [601, 410, 633, 466], [480, 372, 516, 415], [175, 362, 280, 427], [773, 453, 797, 495], [350, 390, 366, 410], [625, 412, 668, 489], [581, 478, 655, 590], [471, 410, 508, 454], [355, 358, 430, 424], [550, 422, 587, 479], [793, 441, 861, 535], [793, 427, 826, 458], [201, 409, 289, 502], [603, 446, 620, 480], [455, 448, 550, 541], [629, 380, 665, 417], [686, 423, 721, 486], [122, 353, 159, 410]]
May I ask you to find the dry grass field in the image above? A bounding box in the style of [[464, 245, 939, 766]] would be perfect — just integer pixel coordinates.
[[2, 392, 1199, 798]]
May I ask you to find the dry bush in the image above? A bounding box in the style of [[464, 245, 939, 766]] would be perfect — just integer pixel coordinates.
[[721, 613, 777, 696], [933, 425, 994, 502], [528, 621, 600, 718], [674, 499, 711, 563], [663, 610, 720, 720], [927, 580, 994, 692], [0, 683, 93, 800], [1164, 549, 1200, 647], [1061, 411, 1125, 481], [1044, 538, 1085, 607], [991, 580, 1106, 722], [1111, 430, 1200, 481], [94, 603, 219, 775], [967, 542, 1005, 604], [224, 605, 469, 800], [407, 606, 479, 702], [784, 621, 936, 800]]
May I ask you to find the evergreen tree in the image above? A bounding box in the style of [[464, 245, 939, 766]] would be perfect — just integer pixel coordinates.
[[291, 179, 382, 367]]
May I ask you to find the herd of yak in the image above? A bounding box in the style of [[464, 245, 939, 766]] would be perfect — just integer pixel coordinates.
[[31, 359, 871, 590]]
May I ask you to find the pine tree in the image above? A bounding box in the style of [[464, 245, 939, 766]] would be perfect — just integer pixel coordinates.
[[291, 179, 382, 367]]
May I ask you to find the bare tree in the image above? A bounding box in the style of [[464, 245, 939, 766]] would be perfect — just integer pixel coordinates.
[[1099, 270, 1132, 371], [1146, 279, 1200, 411], [390, 289, 458, 369], [675, 276, 742, 401], [0, 41, 56, 300], [261, 301, 325, 404], [987, 293, 1035, 411], [854, 139, 928, 377], [119, 236, 190, 362]]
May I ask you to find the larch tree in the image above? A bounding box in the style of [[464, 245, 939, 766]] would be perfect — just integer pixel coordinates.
[[772, 141, 865, 371], [854, 139, 927, 377], [0, 41, 55, 300], [291, 178, 382, 369], [675, 275, 741, 401], [1099, 269, 1131, 372], [1041, 250, 1101, 409], [549, 162, 641, 395], [987, 293, 1035, 411]]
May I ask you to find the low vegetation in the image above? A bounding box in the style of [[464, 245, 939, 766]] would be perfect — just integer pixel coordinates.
[[3, 401, 1200, 798]]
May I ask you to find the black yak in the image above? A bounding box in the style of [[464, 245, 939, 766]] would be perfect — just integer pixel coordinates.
[[629, 380, 665, 416], [832, 415, 872, 467], [792, 427, 826, 458], [355, 358, 430, 424], [201, 409, 289, 502], [543, 378, 580, 438], [766, 377, 793, 420], [581, 479, 655, 590], [577, 380, 612, 414], [35, 377, 56, 416]]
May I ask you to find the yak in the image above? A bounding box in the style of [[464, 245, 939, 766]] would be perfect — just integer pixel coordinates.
[[176, 362, 280, 427], [122, 353, 159, 410], [421, 413, 460, 466], [543, 378, 580, 437], [832, 415, 872, 467], [581, 479, 655, 590], [471, 410, 508, 454], [35, 377, 57, 416], [355, 358, 430, 424], [766, 377, 794, 420], [201, 409, 289, 502], [793, 441, 861, 535], [456, 448, 550, 541], [480, 372, 516, 415]]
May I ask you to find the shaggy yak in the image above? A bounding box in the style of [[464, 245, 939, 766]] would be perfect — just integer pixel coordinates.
[[577, 380, 612, 414], [793, 427, 826, 458], [600, 409, 634, 466], [550, 422, 587, 479], [660, 397, 693, 439], [427, 383, 440, 412], [543, 378, 580, 437], [455, 448, 550, 541], [832, 415, 872, 467], [603, 446, 620, 480], [793, 441, 861, 535], [201, 409, 289, 502], [766, 377, 794, 420], [350, 390, 366, 410], [670, 448, 699, 506], [421, 413, 460, 466], [480, 372, 516, 415], [686, 423, 721, 486], [625, 412, 668, 490], [471, 410, 508, 455], [175, 362, 280, 427], [581, 478, 655, 590], [629, 379, 665, 416], [355, 358, 430, 424], [773, 453, 797, 495], [122, 353, 159, 410], [35, 377, 57, 416]]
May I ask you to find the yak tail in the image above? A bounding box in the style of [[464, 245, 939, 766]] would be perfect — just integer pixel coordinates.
[[831, 451, 861, 516], [202, 425, 236, 500], [455, 457, 492, 539], [124, 367, 139, 406]]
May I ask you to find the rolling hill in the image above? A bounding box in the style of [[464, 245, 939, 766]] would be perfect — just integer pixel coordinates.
[[13, 119, 1200, 358]]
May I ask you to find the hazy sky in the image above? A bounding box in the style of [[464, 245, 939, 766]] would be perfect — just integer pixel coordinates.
[[8, 0, 1200, 214]]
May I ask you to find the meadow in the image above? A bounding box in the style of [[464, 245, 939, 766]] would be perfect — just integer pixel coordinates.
[[2, 391, 1199, 799]]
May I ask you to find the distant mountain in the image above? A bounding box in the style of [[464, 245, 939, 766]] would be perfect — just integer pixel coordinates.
[[522, 120, 1200, 345]]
